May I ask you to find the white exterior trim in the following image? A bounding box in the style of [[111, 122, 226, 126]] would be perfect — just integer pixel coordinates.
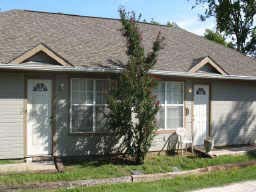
[[189, 56, 228, 75], [10, 44, 71, 66], [1, 63, 256, 81], [158, 81, 184, 130], [69, 78, 109, 133]]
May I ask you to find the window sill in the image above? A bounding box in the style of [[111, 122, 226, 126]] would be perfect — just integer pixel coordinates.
[[70, 129, 179, 135], [155, 129, 176, 134], [69, 132, 110, 136]]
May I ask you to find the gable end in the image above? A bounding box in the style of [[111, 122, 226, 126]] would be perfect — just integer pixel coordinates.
[[9, 43, 72, 66], [189, 56, 228, 75]]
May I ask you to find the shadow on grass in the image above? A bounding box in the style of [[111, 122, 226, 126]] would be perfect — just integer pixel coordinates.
[[247, 149, 256, 159], [61, 151, 199, 169], [62, 154, 144, 167]]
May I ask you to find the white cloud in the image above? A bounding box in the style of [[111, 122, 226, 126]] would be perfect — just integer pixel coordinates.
[[176, 16, 215, 36]]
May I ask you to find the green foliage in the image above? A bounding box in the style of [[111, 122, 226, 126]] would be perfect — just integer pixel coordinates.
[[147, 18, 175, 28], [166, 21, 175, 27], [0, 159, 23, 164], [149, 18, 160, 25], [193, 0, 256, 57], [204, 29, 234, 48], [107, 9, 164, 164]]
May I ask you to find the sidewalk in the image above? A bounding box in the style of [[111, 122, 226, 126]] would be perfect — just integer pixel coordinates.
[[0, 161, 56, 174], [192, 180, 256, 192]]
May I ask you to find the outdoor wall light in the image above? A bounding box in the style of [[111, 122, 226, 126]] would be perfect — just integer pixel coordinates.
[[188, 88, 192, 93], [59, 83, 65, 91]]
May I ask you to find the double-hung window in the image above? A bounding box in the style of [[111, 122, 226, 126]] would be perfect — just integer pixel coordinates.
[[70, 79, 109, 133], [154, 81, 184, 130]]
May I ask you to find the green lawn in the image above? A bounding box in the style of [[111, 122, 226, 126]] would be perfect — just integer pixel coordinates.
[[0, 159, 23, 165], [0, 152, 256, 186], [56, 165, 256, 192]]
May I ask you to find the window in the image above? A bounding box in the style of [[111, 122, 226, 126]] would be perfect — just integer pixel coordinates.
[[154, 81, 184, 130], [196, 87, 206, 95], [33, 83, 48, 92], [70, 79, 109, 133]]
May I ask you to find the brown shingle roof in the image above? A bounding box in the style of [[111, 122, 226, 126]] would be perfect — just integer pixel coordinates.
[[0, 9, 256, 76]]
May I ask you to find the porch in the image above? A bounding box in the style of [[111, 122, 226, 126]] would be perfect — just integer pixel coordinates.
[[193, 145, 256, 158]]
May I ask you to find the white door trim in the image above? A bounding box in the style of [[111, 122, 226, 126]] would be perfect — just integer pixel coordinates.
[[193, 84, 210, 146], [26, 79, 52, 156]]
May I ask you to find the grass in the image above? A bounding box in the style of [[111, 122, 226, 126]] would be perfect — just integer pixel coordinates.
[[55, 165, 256, 192], [0, 152, 256, 186], [0, 159, 23, 165]]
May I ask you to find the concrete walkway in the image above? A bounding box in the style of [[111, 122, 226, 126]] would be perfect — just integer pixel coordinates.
[[209, 145, 256, 157], [192, 180, 256, 192], [0, 161, 56, 174]]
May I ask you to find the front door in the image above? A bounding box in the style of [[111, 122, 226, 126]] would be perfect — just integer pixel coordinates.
[[193, 84, 209, 146], [27, 79, 52, 156]]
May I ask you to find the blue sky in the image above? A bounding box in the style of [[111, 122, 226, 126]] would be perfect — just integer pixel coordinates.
[[0, 0, 215, 35]]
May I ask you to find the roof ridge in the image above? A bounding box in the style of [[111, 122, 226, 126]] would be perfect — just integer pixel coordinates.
[[22, 9, 120, 20], [10, 9, 175, 29], [15, 10, 256, 63]]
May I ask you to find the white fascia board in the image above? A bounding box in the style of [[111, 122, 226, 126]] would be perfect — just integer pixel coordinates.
[[1, 63, 256, 81]]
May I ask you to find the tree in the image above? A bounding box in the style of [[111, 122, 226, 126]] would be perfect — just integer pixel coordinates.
[[193, 0, 256, 57], [166, 21, 175, 27], [150, 18, 161, 25], [204, 29, 234, 48], [107, 9, 164, 164], [142, 18, 175, 27]]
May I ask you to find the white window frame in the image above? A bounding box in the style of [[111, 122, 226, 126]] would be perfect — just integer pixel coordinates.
[[70, 78, 109, 133], [158, 81, 184, 130]]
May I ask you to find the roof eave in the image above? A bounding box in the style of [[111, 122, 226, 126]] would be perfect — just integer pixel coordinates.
[[0, 63, 256, 81], [149, 70, 256, 81]]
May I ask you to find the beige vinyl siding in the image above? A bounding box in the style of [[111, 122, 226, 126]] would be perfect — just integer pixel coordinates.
[[23, 73, 256, 157], [211, 80, 256, 146], [0, 73, 24, 159]]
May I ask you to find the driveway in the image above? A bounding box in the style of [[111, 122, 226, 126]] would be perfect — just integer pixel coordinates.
[[192, 180, 256, 192]]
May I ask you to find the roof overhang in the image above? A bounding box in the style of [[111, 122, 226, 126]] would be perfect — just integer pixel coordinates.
[[1, 63, 256, 81], [149, 70, 256, 81]]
